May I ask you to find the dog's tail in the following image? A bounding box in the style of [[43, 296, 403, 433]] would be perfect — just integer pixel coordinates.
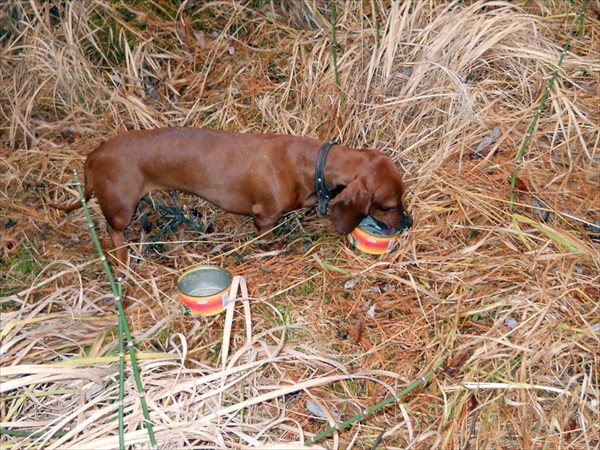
[[50, 163, 93, 213]]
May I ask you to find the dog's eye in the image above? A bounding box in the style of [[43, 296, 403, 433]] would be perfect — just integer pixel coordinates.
[[380, 205, 398, 212]]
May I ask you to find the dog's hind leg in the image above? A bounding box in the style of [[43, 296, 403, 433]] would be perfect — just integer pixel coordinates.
[[107, 224, 129, 267]]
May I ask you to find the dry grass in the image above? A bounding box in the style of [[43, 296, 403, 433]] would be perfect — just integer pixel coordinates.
[[1, 0, 599, 448]]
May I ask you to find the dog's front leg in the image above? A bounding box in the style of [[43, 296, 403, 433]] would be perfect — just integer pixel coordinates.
[[253, 210, 285, 250]]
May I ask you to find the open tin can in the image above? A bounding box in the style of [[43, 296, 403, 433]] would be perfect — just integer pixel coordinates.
[[178, 266, 232, 316], [348, 215, 402, 255]]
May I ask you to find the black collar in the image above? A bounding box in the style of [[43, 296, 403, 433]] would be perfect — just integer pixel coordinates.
[[314, 140, 337, 216]]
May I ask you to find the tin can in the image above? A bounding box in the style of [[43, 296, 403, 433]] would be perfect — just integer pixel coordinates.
[[348, 216, 401, 255], [178, 266, 233, 316]]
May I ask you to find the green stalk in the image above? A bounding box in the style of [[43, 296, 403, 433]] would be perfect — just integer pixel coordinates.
[[304, 351, 449, 446], [0, 428, 69, 438], [117, 278, 125, 450], [509, 0, 588, 210], [73, 173, 158, 450], [331, 1, 345, 103], [577, 1, 586, 37], [374, 0, 381, 49]]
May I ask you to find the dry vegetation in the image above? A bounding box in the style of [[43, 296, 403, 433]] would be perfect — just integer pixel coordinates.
[[1, 0, 599, 448]]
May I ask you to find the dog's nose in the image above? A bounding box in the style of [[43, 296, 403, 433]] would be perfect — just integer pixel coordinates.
[[402, 211, 413, 229]]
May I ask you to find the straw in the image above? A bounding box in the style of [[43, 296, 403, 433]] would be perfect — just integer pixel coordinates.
[[1, 1, 598, 447]]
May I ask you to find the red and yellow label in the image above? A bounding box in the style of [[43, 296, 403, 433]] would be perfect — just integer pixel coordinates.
[[179, 290, 229, 316], [349, 227, 398, 255]]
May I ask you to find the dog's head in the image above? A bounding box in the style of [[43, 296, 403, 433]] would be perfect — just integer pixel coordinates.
[[330, 152, 411, 234]]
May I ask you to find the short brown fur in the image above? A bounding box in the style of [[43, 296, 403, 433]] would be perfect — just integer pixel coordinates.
[[52, 127, 410, 264]]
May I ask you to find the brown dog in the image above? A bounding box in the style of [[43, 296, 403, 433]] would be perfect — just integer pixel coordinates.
[[52, 127, 411, 264]]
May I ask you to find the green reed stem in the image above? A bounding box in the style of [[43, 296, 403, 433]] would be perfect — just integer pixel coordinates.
[[304, 350, 449, 446], [117, 278, 125, 450], [0, 428, 69, 438], [374, 0, 381, 49], [509, 0, 588, 210], [73, 172, 158, 450], [331, 1, 345, 103]]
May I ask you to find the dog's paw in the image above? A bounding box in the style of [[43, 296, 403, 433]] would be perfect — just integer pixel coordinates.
[[262, 239, 286, 251]]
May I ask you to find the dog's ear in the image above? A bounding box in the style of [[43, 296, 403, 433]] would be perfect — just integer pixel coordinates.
[[330, 179, 372, 234]]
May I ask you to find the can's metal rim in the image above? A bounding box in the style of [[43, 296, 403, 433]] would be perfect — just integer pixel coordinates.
[[177, 265, 233, 298], [352, 226, 400, 240]]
